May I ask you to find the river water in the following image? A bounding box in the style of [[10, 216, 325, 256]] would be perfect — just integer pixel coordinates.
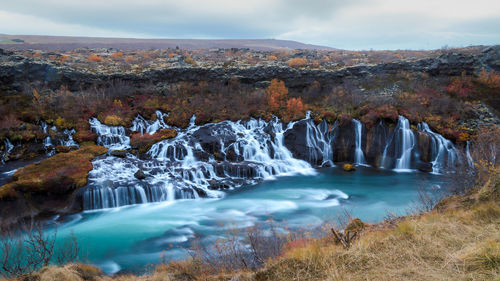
[[54, 166, 447, 274]]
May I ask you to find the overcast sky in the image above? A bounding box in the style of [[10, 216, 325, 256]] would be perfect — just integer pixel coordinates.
[[1, 0, 499, 50]]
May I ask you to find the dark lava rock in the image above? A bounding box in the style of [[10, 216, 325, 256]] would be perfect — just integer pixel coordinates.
[[110, 150, 127, 158], [134, 169, 147, 180], [284, 120, 311, 162], [416, 161, 433, 173]]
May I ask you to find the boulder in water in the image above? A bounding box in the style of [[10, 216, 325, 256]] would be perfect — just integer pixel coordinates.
[[110, 149, 127, 158], [134, 169, 147, 180], [416, 161, 433, 173], [343, 163, 356, 172]]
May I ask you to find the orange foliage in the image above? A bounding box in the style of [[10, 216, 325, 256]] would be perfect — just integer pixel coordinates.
[[110, 52, 123, 59], [287, 58, 307, 68], [125, 56, 134, 63], [268, 55, 278, 61], [87, 54, 103, 62], [446, 73, 473, 98], [266, 79, 288, 112], [478, 68, 500, 88], [32, 52, 41, 58], [286, 97, 305, 119]]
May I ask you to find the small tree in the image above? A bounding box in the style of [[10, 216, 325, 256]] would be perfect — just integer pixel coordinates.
[[266, 79, 288, 112]]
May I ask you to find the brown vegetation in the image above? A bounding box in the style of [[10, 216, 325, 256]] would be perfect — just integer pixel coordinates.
[[287, 58, 307, 68], [130, 129, 178, 154], [0, 143, 107, 197]]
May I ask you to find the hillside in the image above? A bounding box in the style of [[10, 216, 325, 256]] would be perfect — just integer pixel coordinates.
[[0, 34, 334, 51]]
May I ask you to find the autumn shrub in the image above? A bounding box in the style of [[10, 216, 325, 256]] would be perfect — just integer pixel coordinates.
[[287, 58, 307, 68], [87, 54, 102, 63], [477, 68, 500, 88], [285, 97, 305, 121], [110, 52, 123, 59], [103, 115, 124, 126], [447, 73, 473, 99], [266, 79, 288, 112]]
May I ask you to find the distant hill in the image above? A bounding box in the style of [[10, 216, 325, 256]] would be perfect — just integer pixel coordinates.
[[0, 34, 334, 51]]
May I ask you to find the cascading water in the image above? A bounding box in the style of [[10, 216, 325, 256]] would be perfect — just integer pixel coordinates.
[[466, 141, 474, 167], [81, 112, 463, 210], [302, 114, 334, 166], [418, 122, 458, 174], [83, 113, 316, 210], [1, 139, 13, 163], [393, 116, 415, 171], [89, 118, 130, 150], [60, 129, 78, 147], [353, 119, 366, 165], [130, 110, 170, 135]]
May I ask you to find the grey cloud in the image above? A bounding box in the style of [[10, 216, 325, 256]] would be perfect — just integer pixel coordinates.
[[1, 0, 499, 49]]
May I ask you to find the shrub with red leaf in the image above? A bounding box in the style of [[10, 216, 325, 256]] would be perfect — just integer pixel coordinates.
[[446, 74, 473, 99]]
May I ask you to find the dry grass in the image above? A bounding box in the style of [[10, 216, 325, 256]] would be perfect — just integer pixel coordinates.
[[255, 186, 500, 281]]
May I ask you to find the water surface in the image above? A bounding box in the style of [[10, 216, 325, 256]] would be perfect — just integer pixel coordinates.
[[55, 166, 447, 274]]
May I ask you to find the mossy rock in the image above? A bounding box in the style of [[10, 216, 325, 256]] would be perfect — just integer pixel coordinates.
[[343, 163, 356, 172], [1, 144, 107, 196]]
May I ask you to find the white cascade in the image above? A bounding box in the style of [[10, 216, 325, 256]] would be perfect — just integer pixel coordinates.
[[60, 129, 79, 147], [130, 110, 170, 135], [353, 119, 366, 165], [303, 117, 334, 166], [89, 118, 129, 150], [83, 115, 316, 210], [466, 141, 474, 167], [392, 116, 416, 171], [418, 122, 458, 174]]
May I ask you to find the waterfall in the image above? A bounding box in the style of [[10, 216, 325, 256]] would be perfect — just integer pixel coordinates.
[[130, 110, 170, 135], [393, 116, 416, 171], [1, 139, 14, 162], [466, 141, 474, 167], [60, 129, 78, 147], [83, 114, 315, 210], [353, 119, 366, 165], [380, 116, 416, 171], [81, 112, 462, 210], [418, 122, 458, 174], [89, 118, 130, 150], [40, 121, 48, 134], [303, 118, 334, 166]]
